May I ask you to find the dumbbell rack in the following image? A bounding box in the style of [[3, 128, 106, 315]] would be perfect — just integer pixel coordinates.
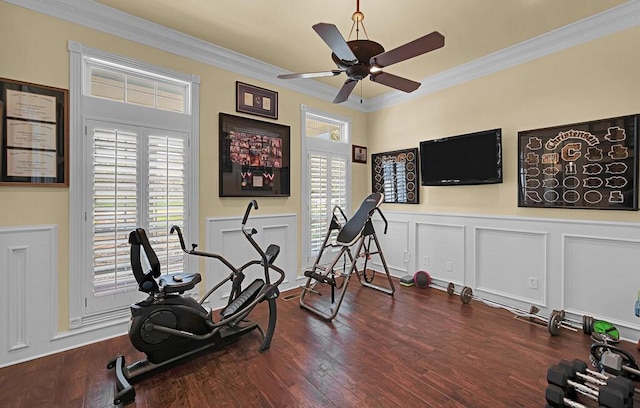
[[545, 358, 636, 408]]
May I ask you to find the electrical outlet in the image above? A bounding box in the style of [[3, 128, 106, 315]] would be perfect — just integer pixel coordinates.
[[445, 261, 453, 272], [528, 277, 538, 289], [423, 256, 429, 266]]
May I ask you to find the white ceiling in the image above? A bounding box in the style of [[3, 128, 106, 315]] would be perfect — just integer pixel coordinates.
[[94, 0, 628, 101]]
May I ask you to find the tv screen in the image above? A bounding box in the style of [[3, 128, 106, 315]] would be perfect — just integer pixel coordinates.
[[420, 129, 502, 186]]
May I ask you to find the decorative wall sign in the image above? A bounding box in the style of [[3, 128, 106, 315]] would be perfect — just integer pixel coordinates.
[[371, 147, 419, 204], [236, 82, 278, 119], [219, 113, 290, 197], [0, 78, 68, 186], [518, 114, 638, 210]]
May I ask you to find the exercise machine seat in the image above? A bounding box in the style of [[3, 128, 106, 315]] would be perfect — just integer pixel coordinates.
[[129, 227, 201, 294]]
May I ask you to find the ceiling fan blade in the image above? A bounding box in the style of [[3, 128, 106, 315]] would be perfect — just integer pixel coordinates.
[[370, 72, 421, 93], [370, 31, 445, 68], [278, 70, 343, 80], [333, 79, 358, 103], [313, 23, 358, 63]]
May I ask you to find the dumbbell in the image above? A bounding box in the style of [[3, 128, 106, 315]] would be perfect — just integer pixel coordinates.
[[547, 365, 629, 408], [601, 350, 640, 380], [546, 310, 585, 336], [557, 359, 635, 403], [545, 384, 625, 408]]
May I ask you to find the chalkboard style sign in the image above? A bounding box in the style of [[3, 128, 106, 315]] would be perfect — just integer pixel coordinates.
[[518, 114, 638, 210], [372, 147, 419, 204]]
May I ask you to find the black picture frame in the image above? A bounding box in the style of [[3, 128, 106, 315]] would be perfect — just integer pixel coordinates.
[[219, 113, 290, 197], [0, 77, 68, 186], [518, 114, 638, 210], [236, 82, 278, 119], [372, 147, 420, 204]]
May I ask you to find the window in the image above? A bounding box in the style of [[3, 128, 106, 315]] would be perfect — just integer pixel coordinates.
[[86, 59, 189, 113], [301, 106, 351, 268], [69, 42, 199, 326], [89, 123, 187, 297]]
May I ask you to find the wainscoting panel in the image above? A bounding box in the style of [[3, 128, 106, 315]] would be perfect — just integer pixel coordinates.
[[371, 218, 410, 275], [206, 214, 297, 310], [0, 226, 56, 366], [415, 222, 465, 285], [475, 227, 547, 305], [563, 234, 640, 331], [381, 210, 640, 341]]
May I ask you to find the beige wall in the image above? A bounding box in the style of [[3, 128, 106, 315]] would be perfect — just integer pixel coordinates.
[[0, 2, 368, 331], [2, 1, 640, 333], [369, 25, 640, 223]]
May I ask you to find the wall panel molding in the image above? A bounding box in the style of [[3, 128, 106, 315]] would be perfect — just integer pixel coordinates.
[[0, 226, 57, 366], [383, 210, 640, 341], [206, 214, 297, 310]]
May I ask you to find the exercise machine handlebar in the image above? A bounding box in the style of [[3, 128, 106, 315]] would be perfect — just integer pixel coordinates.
[[242, 200, 258, 226]]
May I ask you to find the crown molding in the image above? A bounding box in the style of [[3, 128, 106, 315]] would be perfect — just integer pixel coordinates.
[[5, 0, 640, 112], [365, 0, 640, 112]]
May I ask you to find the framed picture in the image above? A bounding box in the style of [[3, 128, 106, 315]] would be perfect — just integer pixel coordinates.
[[518, 114, 638, 210], [219, 112, 290, 197], [372, 147, 420, 204], [353, 144, 367, 164], [236, 82, 278, 120], [0, 77, 68, 186]]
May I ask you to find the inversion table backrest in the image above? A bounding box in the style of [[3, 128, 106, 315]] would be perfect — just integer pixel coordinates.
[[336, 192, 384, 246]]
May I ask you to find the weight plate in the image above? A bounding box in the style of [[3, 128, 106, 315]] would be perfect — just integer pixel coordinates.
[[592, 320, 620, 342], [460, 286, 473, 304], [447, 282, 455, 295], [582, 315, 589, 334], [591, 332, 620, 344], [529, 305, 540, 322], [587, 316, 594, 335], [548, 312, 562, 336]]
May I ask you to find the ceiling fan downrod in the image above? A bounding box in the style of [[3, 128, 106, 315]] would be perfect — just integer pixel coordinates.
[[349, 0, 369, 41]]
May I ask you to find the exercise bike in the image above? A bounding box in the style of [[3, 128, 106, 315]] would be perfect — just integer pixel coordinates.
[[108, 200, 285, 406]]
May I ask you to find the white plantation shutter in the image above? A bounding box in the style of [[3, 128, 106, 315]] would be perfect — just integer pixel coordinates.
[[147, 134, 185, 275], [309, 154, 328, 257], [308, 153, 348, 258], [330, 158, 347, 210], [88, 123, 187, 298], [92, 128, 138, 293]]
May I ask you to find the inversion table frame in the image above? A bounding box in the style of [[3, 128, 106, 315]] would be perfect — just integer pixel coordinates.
[[300, 192, 395, 320]]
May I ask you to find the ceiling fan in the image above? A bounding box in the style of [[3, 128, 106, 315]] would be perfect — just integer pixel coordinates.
[[277, 0, 445, 103]]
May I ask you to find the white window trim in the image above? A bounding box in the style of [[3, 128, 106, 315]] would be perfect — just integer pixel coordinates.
[[300, 104, 352, 272], [67, 41, 200, 329]]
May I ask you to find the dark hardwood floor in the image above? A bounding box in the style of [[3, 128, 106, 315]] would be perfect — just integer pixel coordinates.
[[1, 278, 639, 408]]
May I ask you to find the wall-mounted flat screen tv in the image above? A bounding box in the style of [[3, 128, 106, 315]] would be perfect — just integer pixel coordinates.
[[420, 129, 502, 186]]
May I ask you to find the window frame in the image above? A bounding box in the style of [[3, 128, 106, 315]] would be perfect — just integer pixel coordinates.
[[67, 41, 200, 329], [300, 105, 352, 271]]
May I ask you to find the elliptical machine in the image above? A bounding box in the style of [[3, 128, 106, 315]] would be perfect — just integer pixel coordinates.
[[108, 200, 284, 406]]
